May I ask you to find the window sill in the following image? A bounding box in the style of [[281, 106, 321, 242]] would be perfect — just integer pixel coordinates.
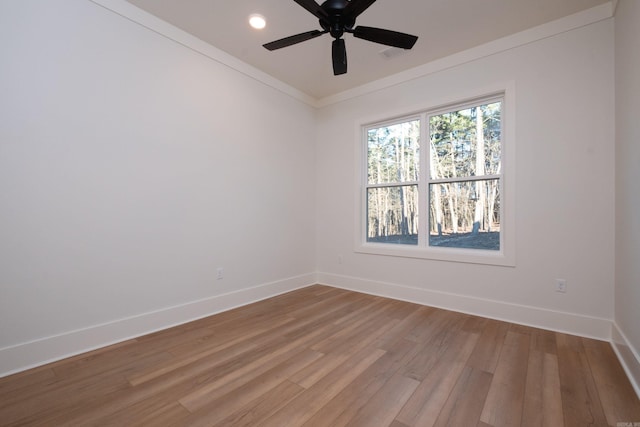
[[355, 242, 515, 267]]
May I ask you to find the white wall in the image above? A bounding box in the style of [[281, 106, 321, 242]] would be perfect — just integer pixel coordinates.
[[614, 0, 640, 396], [316, 19, 616, 337], [0, 0, 317, 375]]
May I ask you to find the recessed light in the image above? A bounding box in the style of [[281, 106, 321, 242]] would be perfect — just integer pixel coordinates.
[[249, 14, 266, 30]]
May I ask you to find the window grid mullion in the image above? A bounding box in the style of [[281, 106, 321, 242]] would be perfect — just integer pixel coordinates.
[[429, 174, 501, 185], [419, 112, 428, 248], [366, 181, 419, 190]]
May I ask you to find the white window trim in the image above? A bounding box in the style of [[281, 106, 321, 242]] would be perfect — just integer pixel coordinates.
[[354, 84, 516, 267]]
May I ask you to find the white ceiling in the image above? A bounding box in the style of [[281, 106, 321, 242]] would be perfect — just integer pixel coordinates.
[[124, 0, 610, 100]]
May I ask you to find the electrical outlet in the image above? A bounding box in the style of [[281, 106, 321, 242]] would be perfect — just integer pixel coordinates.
[[555, 279, 567, 293], [217, 268, 224, 280], [338, 255, 343, 264]]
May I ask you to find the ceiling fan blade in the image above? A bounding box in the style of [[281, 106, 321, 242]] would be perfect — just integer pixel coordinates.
[[343, 0, 377, 19], [332, 38, 347, 75], [352, 26, 418, 49], [263, 30, 327, 51], [293, 0, 328, 19]]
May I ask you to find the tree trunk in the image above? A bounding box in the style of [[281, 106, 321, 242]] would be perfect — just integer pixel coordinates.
[[429, 141, 443, 235], [487, 161, 500, 232], [448, 137, 459, 234], [473, 107, 486, 235]]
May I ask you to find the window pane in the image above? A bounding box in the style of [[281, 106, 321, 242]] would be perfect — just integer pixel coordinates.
[[367, 185, 418, 245], [367, 120, 420, 185], [429, 102, 501, 179], [429, 180, 500, 250]]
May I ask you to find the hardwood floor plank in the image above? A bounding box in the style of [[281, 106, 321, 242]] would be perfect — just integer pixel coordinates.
[[165, 314, 295, 358], [0, 367, 56, 399], [178, 323, 334, 411], [331, 294, 387, 326], [45, 327, 318, 424], [556, 333, 609, 427], [91, 399, 191, 427], [520, 327, 563, 427], [309, 297, 393, 353], [378, 298, 424, 321], [213, 380, 305, 427], [36, 294, 343, 425], [182, 349, 322, 426], [0, 338, 167, 419], [460, 314, 490, 335], [303, 338, 419, 427], [343, 373, 420, 427], [432, 366, 494, 427], [290, 317, 398, 389], [405, 308, 464, 344], [480, 330, 530, 427], [172, 303, 357, 410], [285, 288, 367, 322], [528, 326, 558, 355], [259, 347, 387, 427], [126, 325, 270, 386], [375, 305, 435, 351], [132, 319, 224, 349], [401, 319, 472, 382], [133, 336, 259, 388], [465, 318, 511, 374], [582, 338, 640, 425], [48, 339, 140, 377], [521, 350, 564, 427], [395, 331, 479, 426], [0, 365, 132, 425]]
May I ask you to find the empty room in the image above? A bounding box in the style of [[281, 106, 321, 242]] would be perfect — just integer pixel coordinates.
[[1, 0, 639, 425]]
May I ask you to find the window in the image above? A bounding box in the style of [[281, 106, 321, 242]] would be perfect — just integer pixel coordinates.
[[360, 94, 513, 265]]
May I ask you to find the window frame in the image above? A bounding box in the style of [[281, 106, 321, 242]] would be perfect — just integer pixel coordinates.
[[355, 87, 515, 267]]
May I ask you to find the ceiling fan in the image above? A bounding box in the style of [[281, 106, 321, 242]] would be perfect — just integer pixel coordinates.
[[263, 0, 419, 76]]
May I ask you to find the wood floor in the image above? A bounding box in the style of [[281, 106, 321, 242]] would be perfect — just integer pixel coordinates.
[[1, 285, 639, 426]]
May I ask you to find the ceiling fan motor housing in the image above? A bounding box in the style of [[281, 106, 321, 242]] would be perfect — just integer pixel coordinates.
[[319, 0, 355, 39]]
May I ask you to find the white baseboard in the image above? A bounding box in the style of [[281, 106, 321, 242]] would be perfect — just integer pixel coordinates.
[[0, 273, 316, 378], [612, 323, 640, 399], [317, 272, 612, 341]]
